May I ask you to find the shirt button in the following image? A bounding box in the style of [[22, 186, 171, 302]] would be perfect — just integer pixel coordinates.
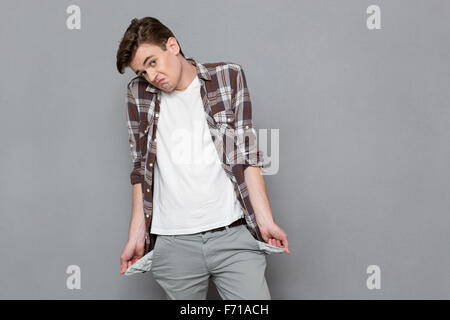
[[155, 113, 159, 118], [145, 214, 149, 218], [245, 125, 249, 129], [147, 188, 150, 192], [149, 163, 153, 167], [227, 118, 232, 122], [130, 143, 133, 147]]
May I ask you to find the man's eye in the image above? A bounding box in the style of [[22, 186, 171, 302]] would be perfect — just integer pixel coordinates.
[[140, 60, 156, 76]]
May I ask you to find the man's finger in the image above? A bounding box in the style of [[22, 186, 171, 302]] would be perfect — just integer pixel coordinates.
[[120, 259, 125, 274], [283, 238, 290, 254]]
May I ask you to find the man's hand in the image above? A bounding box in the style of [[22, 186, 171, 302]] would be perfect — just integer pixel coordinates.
[[258, 222, 290, 254], [119, 237, 145, 274]]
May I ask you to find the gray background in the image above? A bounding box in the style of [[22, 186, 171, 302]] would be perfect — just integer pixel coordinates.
[[1, 0, 449, 299]]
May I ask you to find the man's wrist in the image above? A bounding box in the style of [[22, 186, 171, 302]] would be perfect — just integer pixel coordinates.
[[256, 215, 274, 229], [128, 232, 145, 243]]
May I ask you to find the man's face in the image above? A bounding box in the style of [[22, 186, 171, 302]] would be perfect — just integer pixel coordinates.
[[128, 38, 182, 92]]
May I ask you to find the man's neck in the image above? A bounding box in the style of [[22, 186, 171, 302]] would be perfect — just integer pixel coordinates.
[[175, 58, 197, 92]]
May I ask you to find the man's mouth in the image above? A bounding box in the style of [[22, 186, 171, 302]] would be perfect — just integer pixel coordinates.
[[157, 78, 165, 84]]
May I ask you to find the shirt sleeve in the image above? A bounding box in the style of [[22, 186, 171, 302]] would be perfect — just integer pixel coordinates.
[[233, 65, 266, 171], [126, 82, 144, 185]]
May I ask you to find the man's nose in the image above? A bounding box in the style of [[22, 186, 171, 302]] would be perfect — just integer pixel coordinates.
[[146, 69, 158, 83]]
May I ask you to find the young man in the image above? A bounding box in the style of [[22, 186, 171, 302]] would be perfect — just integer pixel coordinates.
[[116, 17, 290, 300]]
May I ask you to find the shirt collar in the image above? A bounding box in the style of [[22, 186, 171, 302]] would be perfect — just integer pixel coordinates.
[[145, 56, 211, 93]]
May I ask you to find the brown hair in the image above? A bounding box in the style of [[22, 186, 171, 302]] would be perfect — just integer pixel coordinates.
[[116, 17, 185, 74]]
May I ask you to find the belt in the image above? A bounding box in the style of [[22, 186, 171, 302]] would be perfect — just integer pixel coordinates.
[[200, 218, 245, 234]]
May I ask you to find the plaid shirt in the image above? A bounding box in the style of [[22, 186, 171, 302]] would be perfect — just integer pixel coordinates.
[[125, 57, 267, 255]]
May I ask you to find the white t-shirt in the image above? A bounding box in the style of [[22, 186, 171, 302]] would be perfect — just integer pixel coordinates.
[[150, 75, 244, 235]]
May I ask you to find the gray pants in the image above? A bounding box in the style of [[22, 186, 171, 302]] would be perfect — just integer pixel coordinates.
[[150, 223, 271, 300]]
